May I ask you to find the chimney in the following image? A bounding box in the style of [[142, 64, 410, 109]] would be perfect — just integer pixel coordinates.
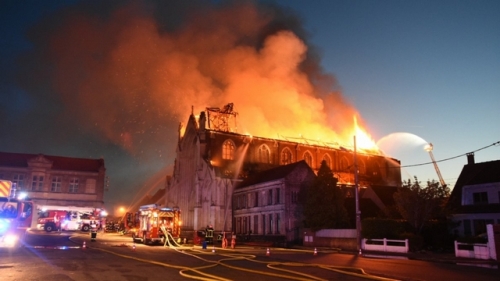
[[466, 152, 475, 165], [199, 111, 206, 131]]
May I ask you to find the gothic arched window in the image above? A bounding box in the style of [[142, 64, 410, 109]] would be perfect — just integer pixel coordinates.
[[281, 148, 293, 165], [340, 156, 349, 171], [303, 151, 313, 168], [258, 145, 271, 164], [222, 139, 235, 160], [322, 154, 332, 169]]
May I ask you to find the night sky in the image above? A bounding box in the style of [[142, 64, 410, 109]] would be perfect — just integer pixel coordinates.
[[1, 0, 499, 214]]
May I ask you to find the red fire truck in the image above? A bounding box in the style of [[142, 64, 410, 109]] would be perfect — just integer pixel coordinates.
[[127, 204, 181, 245], [36, 206, 106, 232], [0, 180, 34, 249]]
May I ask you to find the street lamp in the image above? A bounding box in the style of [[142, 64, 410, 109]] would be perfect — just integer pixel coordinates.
[[353, 136, 362, 254]]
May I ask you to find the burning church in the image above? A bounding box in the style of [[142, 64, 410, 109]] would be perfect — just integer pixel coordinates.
[[164, 103, 402, 236]]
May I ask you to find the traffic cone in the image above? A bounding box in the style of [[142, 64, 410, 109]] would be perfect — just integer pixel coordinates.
[[132, 243, 136, 251], [82, 241, 86, 249], [313, 248, 317, 256], [266, 248, 270, 256]]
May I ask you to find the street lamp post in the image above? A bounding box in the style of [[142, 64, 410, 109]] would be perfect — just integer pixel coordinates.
[[353, 136, 362, 254]]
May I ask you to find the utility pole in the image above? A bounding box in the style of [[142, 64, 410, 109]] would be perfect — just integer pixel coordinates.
[[353, 136, 362, 254]]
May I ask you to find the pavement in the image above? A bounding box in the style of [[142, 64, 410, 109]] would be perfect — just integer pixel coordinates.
[[357, 249, 498, 266], [26, 229, 499, 268], [238, 241, 500, 268]]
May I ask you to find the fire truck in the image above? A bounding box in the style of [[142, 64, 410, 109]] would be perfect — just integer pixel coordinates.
[[127, 204, 181, 245], [0, 180, 33, 249], [36, 205, 106, 232]]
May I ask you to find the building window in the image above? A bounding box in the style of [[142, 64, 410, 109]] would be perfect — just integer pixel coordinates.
[[281, 148, 293, 165], [222, 139, 235, 160], [243, 217, 247, 234], [340, 156, 352, 171], [275, 188, 280, 204], [254, 215, 258, 235], [258, 145, 271, 163], [473, 192, 488, 204], [237, 217, 242, 234], [254, 191, 259, 207], [303, 151, 313, 168], [340, 157, 349, 171], [321, 154, 331, 169], [463, 220, 472, 236], [248, 216, 252, 234], [31, 175, 44, 191], [51, 177, 62, 192], [268, 214, 273, 234], [359, 160, 367, 175], [276, 213, 281, 234], [473, 219, 493, 236], [262, 214, 266, 235], [268, 189, 273, 205], [69, 178, 79, 193], [12, 174, 25, 190]]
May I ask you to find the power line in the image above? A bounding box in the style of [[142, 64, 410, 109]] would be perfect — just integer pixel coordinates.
[[400, 141, 500, 168]]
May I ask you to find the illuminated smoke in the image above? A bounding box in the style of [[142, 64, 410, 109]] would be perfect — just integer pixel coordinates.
[[19, 0, 370, 157]]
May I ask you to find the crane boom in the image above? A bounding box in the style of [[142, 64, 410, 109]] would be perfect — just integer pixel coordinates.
[[424, 143, 446, 187]]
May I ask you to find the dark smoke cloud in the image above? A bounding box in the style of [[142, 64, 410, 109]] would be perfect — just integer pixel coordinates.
[[4, 0, 363, 209]]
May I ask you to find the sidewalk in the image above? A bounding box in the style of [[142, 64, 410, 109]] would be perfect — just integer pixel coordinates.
[[243, 240, 500, 268], [342, 248, 499, 268]]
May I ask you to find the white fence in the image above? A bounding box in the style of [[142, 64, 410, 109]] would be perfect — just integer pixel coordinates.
[[362, 238, 409, 253], [454, 224, 497, 260], [454, 241, 490, 260]]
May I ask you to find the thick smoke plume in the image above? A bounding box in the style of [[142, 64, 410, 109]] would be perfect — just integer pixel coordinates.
[[18, 0, 365, 158]]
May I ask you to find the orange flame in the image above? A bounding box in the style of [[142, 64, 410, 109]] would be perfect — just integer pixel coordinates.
[[353, 116, 379, 152]]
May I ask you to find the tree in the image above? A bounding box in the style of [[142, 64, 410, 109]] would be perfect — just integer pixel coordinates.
[[299, 160, 350, 230], [393, 177, 450, 235]]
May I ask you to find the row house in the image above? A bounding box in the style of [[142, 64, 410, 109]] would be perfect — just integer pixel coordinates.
[[447, 153, 500, 237], [0, 151, 106, 220]]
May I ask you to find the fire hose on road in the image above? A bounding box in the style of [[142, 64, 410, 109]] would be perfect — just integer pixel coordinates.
[[70, 233, 400, 281]]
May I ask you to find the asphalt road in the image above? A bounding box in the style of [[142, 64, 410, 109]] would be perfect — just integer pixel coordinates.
[[0, 230, 497, 281]]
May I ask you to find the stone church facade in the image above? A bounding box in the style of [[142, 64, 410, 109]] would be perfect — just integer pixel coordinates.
[[164, 105, 402, 234]]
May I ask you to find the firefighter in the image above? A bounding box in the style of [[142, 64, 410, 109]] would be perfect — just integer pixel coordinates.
[[90, 220, 98, 241], [221, 232, 227, 249], [231, 232, 236, 249], [205, 225, 214, 244]]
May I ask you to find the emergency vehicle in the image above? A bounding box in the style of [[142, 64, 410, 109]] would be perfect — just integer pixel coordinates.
[[0, 180, 33, 249], [127, 204, 181, 245], [37, 206, 106, 232]]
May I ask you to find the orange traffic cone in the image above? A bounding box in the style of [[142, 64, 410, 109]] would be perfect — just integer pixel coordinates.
[[313, 248, 317, 256], [82, 241, 86, 249], [266, 248, 270, 256], [132, 243, 136, 251]]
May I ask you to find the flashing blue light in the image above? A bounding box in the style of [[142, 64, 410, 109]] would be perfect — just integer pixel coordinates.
[[0, 219, 10, 230]]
